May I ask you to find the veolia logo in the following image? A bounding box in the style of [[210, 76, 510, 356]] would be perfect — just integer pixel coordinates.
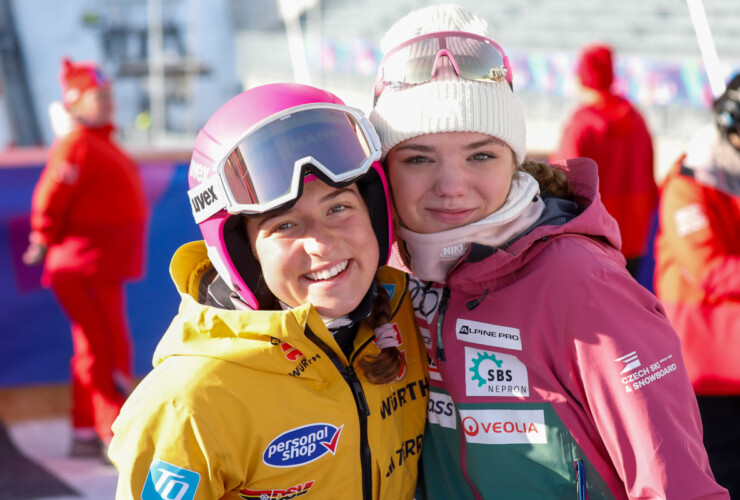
[[263, 423, 343, 467]]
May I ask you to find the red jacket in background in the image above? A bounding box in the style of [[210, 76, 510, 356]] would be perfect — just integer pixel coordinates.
[[550, 94, 657, 260], [31, 124, 148, 285], [654, 146, 740, 395]]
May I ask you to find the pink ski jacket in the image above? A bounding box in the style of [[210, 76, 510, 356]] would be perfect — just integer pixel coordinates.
[[411, 158, 727, 499]]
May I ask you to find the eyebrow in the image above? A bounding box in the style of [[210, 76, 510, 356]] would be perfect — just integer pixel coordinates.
[[393, 137, 506, 153], [253, 187, 360, 230]]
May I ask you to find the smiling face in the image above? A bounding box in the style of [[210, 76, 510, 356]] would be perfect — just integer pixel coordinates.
[[245, 179, 379, 319], [386, 131, 517, 234]]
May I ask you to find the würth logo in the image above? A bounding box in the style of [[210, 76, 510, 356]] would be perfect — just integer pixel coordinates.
[[191, 186, 219, 213]]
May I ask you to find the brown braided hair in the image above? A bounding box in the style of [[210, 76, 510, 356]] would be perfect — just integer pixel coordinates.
[[519, 159, 575, 201], [358, 278, 406, 384]]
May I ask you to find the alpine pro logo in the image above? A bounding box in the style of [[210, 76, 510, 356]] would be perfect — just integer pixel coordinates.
[[456, 318, 522, 351], [187, 176, 227, 223], [263, 423, 343, 468]]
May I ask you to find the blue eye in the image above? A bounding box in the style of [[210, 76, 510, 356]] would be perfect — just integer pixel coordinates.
[[329, 203, 347, 214]]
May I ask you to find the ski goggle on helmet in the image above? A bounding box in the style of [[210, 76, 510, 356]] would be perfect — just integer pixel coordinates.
[[373, 30, 513, 105], [188, 83, 393, 310]]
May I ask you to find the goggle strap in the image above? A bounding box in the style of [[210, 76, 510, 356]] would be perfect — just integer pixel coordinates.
[[188, 176, 228, 223]]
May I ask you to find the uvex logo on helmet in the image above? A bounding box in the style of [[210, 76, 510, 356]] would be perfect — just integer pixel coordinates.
[[188, 175, 227, 224]]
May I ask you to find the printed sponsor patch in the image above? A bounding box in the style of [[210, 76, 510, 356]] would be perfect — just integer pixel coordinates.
[[456, 318, 522, 350], [142, 460, 200, 500], [408, 277, 442, 324], [427, 391, 457, 429], [380, 377, 429, 419], [188, 175, 227, 223], [239, 480, 315, 499], [419, 326, 432, 349], [459, 409, 547, 445], [263, 423, 343, 467], [281, 342, 304, 361], [381, 283, 396, 301], [615, 351, 641, 374], [674, 203, 709, 237], [428, 354, 442, 382], [616, 351, 678, 393], [465, 347, 529, 397], [385, 433, 424, 478]]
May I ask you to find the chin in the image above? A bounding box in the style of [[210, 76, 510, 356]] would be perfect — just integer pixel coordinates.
[[314, 296, 363, 320]]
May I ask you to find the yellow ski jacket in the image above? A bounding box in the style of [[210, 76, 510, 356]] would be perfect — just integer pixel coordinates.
[[109, 241, 428, 500]]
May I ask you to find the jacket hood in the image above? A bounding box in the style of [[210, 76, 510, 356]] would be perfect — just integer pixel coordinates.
[[450, 157, 623, 290], [544, 157, 622, 249], [152, 241, 341, 374]]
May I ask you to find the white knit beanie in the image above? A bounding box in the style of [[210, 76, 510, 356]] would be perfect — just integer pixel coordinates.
[[369, 4, 527, 164]]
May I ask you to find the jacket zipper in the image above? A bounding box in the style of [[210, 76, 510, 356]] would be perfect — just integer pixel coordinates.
[[305, 327, 372, 500], [574, 459, 587, 500], [436, 286, 450, 362]]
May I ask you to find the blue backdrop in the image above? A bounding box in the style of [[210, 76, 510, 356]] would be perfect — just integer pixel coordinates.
[[0, 151, 200, 387]]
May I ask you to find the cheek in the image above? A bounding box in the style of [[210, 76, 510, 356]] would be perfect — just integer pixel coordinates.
[[388, 168, 419, 215], [255, 242, 289, 283]]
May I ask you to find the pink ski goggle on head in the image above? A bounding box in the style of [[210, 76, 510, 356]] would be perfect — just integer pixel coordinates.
[[373, 31, 513, 105]]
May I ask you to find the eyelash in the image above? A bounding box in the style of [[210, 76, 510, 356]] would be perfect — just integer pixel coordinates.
[[329, 203, 348, 214], [269, 203, 349, 233], [403, 152, 496, 164]]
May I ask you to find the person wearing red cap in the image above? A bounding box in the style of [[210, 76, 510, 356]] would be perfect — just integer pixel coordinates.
[[23, 57, 148, 459], [654, 73, 740, 497], [550, 43, 658, 281]]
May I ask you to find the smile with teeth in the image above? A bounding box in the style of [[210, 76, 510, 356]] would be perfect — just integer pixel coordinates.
[[305, 260, 349, 281]]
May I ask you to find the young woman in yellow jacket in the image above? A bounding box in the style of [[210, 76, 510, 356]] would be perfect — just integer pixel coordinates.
[[108, 83, 428, 500]]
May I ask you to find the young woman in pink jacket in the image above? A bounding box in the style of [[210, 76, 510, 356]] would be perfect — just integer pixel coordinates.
[[369, 4, 728, 499]]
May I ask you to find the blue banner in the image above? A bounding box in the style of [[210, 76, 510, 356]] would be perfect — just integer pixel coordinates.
[[0, 150, 200, 386]]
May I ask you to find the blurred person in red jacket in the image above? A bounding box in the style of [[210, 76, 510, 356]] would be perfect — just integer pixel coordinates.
[[22, 57, 148, 459], [550, 43, 657, 280], [654, 73, 740, 497]]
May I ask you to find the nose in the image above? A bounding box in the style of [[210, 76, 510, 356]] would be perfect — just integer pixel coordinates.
[[432, 160, 468, 198], [302, 221, 336, 256]]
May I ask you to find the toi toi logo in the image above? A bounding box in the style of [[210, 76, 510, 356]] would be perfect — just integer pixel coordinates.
[[142, 460, 200, 500]]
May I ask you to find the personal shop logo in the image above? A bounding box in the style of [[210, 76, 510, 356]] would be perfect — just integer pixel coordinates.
[[263, 423, 343, 467]]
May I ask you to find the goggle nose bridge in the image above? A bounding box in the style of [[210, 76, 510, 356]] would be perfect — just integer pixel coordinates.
[[430, 49, 463, 78]]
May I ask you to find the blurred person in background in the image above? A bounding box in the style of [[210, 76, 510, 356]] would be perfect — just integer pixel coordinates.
[[22, 57, 148, 459], [370, 4, 727, 498], [654, 73, 740, 497], [550, 43, 658, 282]]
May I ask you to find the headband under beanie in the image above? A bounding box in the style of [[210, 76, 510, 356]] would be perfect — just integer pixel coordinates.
[[369, 4, 527, 164]]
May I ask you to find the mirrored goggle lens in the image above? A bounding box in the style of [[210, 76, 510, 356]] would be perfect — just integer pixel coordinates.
[[380, 36, 508, 88], [222, 107, 375, 208]]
